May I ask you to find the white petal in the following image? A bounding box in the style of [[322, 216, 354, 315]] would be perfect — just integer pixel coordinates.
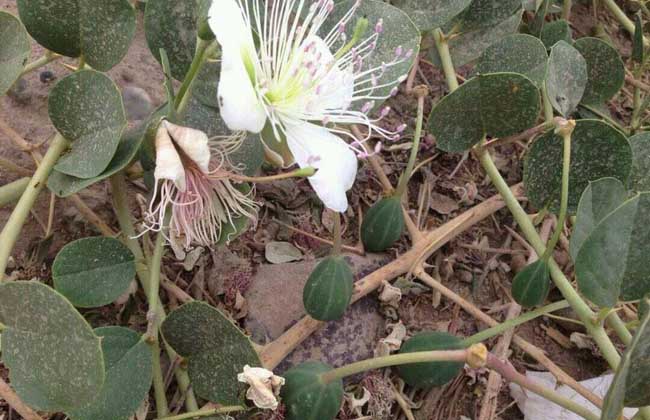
[[154, 125, 186, 191], [163, 121, 211, 173], [285, 121, 358, 212], [209, 0, 266, 133]]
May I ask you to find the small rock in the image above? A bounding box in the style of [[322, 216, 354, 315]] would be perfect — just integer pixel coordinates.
[[7, 78, 30, 105], [244, 253, 389, 371], [39, 70, 56, 83], [122, 85, 153, 121]]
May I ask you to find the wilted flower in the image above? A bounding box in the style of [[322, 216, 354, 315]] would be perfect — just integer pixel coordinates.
[[208, 0, 411, 212], [146, 120, 258, 250], [237, 365, 285, 410]]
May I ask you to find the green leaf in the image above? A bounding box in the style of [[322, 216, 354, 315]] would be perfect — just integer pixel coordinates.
[[524, 119, 631, 214], [429, 72, 540, 152], [540, 19, 572, 49], [633, 13, 645, 65], [628, 132, 650, 193], [391, 0, 472, 32], [602, 296, 650, 420], [160, 301, 261, 405], [574, 37, 625, 105], [0, 282, 104, 411], [281, 361, 343, 420], [144, 0, 211, 80], [569, 177, 628, 261], [576, 193, 650, 307], [511, 260, 551, 307], [16, 0, 135, 71], [48, 126, 145, 197], [67, 327, 152, 420], [528, 0, 550, 36], [53, 237, 136, 308], [546, 40, 587, 116], [303, 256, 354, 321], [0, 12, 30, 96], [476, 34, 548, 87], [49, 70, 127, 179], [361, 196, 405, 252], [396, 332, 465, 388], [454, 0, 522, 32], [182, 61, 264, 176], [325, 0, 420, 112], [430, 10, 522, 68]]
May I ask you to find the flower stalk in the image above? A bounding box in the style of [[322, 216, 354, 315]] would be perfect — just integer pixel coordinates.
[[395, 86, 427, 198]]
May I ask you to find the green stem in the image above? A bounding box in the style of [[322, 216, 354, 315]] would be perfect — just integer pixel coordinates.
[[463, 300, 569, 345], [332, 211, 342, 255], [109, 173, 199, 412], [148, 215, 171, 418], [541, 127, 572, 261], [20, 51, 61, 77], [606, 312, 633, 345], [321, 349, 471, 383], [433, 29, 459, 92], [175, 39, 218, 116], [562, 0, 572, 20], [156, 406, 246, 420], [632, 86, 643, 133], [395, 94, 425, 197], [542, 82, 554, 123], [601, 0, 638, 37], [0, 178, 30, 208], [0, 134, 68, 282]]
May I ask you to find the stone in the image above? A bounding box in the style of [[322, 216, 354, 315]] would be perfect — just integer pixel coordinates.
[[244, 253, 389, 372], [121, 85, 153, 121]]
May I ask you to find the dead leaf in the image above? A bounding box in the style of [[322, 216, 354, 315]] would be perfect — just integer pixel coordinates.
[[430, 192, 459, 215], [378, 281, 402, 307], [265, 241, 303, 264]]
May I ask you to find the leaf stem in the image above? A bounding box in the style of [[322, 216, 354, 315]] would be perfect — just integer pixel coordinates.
[[541, 121, 574, 261], [542, 82, 555, 123], [175, 39, 218, 117], [0, 178, 30, 208], [155, 405, 246, 420], [0, 134, 68, 282], [632, 86, 643, 133], [395, 88, 426, 197], [433, 29, 459, 91], [562, 0, 572, 20], [20, 51, 61, 77], [463, 300, 569, 345], [109, 173, 199, 412]]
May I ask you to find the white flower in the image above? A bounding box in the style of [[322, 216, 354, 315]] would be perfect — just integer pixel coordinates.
[[145, 121, 258, 249], [237, 365, 285, 410], [208, 0, 411, 212]]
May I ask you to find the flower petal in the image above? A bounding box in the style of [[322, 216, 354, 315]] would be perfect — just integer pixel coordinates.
[[154, 124, 186, 192], [285, 121, 358, 212], [209, 0, 266, 133], [163, 121, 211, 173]]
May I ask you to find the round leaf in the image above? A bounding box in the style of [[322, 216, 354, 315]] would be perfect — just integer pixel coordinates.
[[576, 193, 650, 307], [430, 72, 541, 152], [627, 132, 650, 193], [17, 0, 135, 71], [430, 10, 522, 68], [476, 34, 548, 87], [396, 332, 465, 388], [569, 177, 628, 261], [602, 296, 650, 419], [53, 237, 136, 308], [48, 126, 146, 197], [524, 119, 632, 214], [511, 260, 551, 307], [546, 40, 587, 116], [281, 361, 343, 420], [49, 70, 127, 179], [574, 37, 625, 105], [303, 256, 354, 321], [144, 0, 211, 80], [0, 12, 30, 96], [361, 196, 405, 252], [391, 0, 472, 32], [540, 19, 572, 49], [454, 0, 522, 32], [0, 282, 104, 411], [324, 0, 420, 112], [67, 327, 152, 420], [160, 301, 261, 405]]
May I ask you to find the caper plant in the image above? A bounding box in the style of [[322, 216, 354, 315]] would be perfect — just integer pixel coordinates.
[[1, 0, 650, 420]]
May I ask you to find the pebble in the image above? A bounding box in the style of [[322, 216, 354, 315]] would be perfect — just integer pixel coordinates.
[[122, 85, 153, 121]]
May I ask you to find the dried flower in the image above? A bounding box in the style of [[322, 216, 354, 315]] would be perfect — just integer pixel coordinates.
[[237, 365, 285, 410]]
